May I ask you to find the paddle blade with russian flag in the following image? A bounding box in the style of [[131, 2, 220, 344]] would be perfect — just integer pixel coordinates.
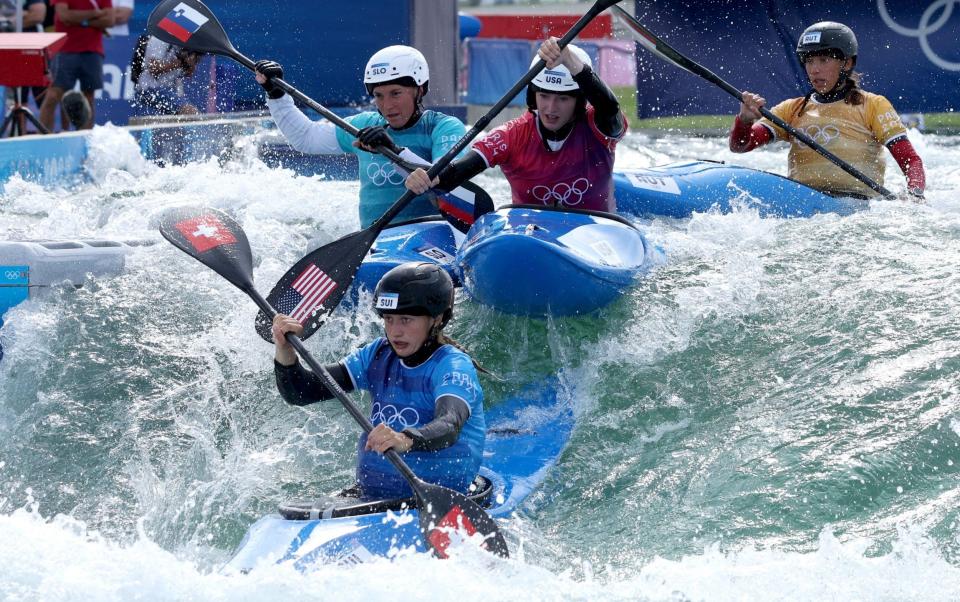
[[435, 181, 494, 234], [390, 155, 494, 234], [255, 228, 379, 342], [147, 0, 238, 57], [158, 207, 255, 292]]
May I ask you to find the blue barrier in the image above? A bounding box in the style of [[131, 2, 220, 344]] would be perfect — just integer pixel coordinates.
[[0, 132, 87, 191], [0, 265, 29, 363], [631, 0, 960, 117]]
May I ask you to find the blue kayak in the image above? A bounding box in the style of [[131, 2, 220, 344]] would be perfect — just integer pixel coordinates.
[[350, 217, 462, 299], [614, 160, 867, 219], [456, 205, 658, 317], [223, 376, 573, 571]]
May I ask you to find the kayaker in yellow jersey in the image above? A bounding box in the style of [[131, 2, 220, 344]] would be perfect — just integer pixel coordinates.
[[729, 21, 925, 201]]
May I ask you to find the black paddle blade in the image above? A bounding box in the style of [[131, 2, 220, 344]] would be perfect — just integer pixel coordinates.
[[254, 228, 378, 342], [147, 0, 238, 57], [158, 206, 255, 291], [417, 481, 509, 559]]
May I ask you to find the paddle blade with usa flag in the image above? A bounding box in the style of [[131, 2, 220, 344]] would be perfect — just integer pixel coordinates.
[[158, 207, 255, 292], [255, 228, 379, 343]]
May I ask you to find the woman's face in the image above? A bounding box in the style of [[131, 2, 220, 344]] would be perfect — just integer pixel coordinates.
[[536, 91, 578, 131], [382, 314, 438, 357], [804, 55, 853, 94], [372, 84, 419, 128]]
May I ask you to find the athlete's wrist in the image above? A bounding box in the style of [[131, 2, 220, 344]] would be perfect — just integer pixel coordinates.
[[397, 432, 415, 452], [401, 427, 424, 451]]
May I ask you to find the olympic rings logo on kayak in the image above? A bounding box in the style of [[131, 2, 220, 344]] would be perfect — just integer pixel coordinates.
[[370, 402, 420, 429], [878, 0, 960, 71], [531, 177, 591, 206], [802, 124, 840, 145], [367, 162, 405, 186]]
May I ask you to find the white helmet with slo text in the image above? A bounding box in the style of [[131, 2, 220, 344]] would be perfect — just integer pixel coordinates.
[[363, 45, 430, 95]]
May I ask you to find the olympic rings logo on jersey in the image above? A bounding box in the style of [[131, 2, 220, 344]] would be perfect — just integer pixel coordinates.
[[366, 162, 405, 186], [878, 0, 960, 71], [531, 177, 591, 206], [802, 124, 841, 145], [370, 402, 421, 429]]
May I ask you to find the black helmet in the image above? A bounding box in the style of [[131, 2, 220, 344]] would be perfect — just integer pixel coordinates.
[[796, 22, 858, 65], [373, 262, 454, 326]]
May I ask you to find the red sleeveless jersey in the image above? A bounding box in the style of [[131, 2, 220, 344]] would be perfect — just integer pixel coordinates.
[[472, 107, 624, 212]]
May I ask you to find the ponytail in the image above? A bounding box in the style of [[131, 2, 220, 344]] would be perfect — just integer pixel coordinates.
[[792, 90, 816, 120], [842, 71, 864, 106], [434, 328, 503, 382]]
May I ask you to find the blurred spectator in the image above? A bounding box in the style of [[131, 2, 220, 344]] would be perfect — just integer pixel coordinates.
[[131, 36, 200, 116], [41, 0, 53, 30], [38, 0, 114, 131], [0, 0, 46, 32], [104, 0, 128, 36]]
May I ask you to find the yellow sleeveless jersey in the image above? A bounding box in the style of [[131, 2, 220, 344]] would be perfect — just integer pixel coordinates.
[[759, 91, 907, 198]]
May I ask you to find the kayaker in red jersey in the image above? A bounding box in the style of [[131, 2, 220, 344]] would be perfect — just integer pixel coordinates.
[[405, 37, 627, 212], [730, 21, 925, 201]]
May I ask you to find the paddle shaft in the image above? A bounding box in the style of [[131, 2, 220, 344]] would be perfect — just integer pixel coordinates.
[[244, 284, 423, 488], [221, 53, 430, 173], [616, 7, 895, 199]]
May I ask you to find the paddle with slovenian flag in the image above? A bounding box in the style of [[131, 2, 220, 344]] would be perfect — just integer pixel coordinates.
[[249, 0, 625, 343], [158, 206, 510, 560], [155, 2, 208, 43], [146, 0, 494, 234]]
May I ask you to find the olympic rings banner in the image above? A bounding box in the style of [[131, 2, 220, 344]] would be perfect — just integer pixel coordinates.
[[633, 0, 960, 117]]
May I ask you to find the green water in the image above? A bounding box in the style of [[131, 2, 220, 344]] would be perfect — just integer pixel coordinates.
[[1, 127, 959, 599]]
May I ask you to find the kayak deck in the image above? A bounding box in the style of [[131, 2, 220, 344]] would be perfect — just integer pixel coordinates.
[[223, 375, 572, 572], [457, 205, 657, 316]]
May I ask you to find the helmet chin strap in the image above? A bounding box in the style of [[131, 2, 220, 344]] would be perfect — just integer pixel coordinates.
[[402, 330, 442, 367], [812, 66, 851, 103]]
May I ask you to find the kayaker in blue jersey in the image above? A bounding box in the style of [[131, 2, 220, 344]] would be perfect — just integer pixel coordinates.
[[254, 46, 466, 228], [271, 262, 485, 500]]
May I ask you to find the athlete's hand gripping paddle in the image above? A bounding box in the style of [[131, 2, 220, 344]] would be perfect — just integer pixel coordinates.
[[158, 206, 509, 560], [146, 0, 494, 234]]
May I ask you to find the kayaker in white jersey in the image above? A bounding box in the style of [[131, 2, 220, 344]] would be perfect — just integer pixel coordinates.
[[254, 46, 467, 227], [405, 37, 627, 213], [272, 263, 486, 500]]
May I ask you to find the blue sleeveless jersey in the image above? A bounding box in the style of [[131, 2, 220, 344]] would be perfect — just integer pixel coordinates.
[[343, 338, 485, 499], [337, 111, 466, 228]]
